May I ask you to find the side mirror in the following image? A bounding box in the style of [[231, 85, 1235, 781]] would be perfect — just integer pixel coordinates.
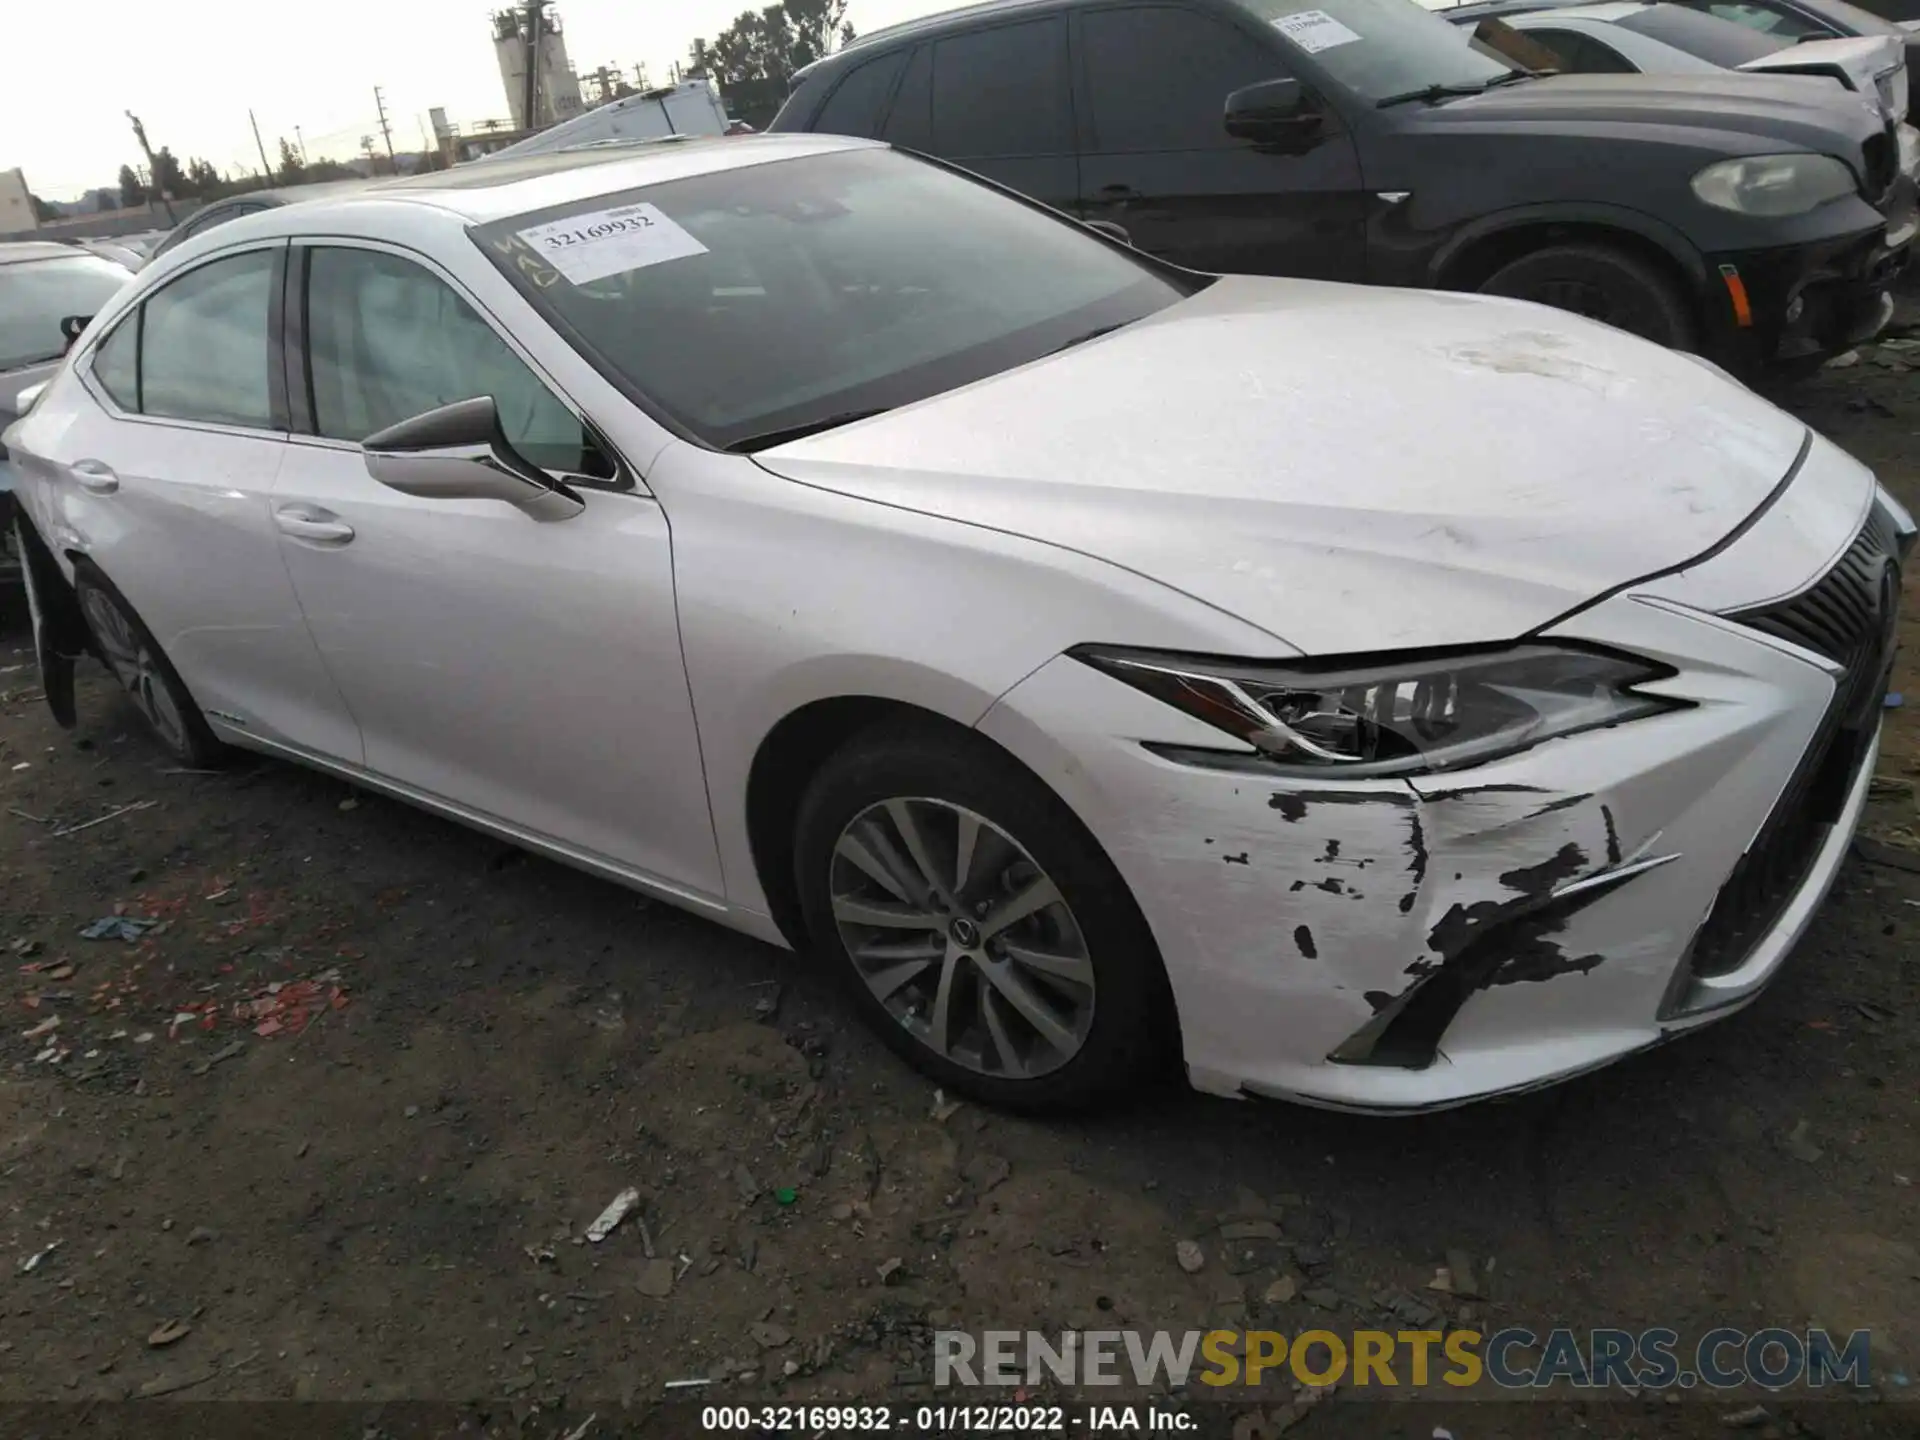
[[1224, 78, 1322, 150], [1082, 218, 1135, 247], [59, 315, 92, 356], [361, 396, 585, 522]]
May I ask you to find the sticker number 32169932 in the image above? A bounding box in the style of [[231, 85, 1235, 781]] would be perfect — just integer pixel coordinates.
[[514, 202, 710, 285]]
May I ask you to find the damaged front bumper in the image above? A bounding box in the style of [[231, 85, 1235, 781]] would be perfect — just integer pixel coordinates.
[[978, 448, 1904, 1113]]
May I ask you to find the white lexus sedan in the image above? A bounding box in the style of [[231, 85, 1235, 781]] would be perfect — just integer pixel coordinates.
[[4, 136, 1909, 1113]]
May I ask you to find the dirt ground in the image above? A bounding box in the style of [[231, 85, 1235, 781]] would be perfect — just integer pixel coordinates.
[[3, 332, 1920, 1440]]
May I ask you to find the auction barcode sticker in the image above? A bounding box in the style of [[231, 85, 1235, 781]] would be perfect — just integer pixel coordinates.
[[1273, 9, 1362, 53], [515, 202, 709, 285]]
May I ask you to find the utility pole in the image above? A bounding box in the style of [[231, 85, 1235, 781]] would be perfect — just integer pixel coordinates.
[[125, 111, 177, 223], [249, 109, 274, 180], [295, 125, 308, 163], [373, 86, 396, 160]]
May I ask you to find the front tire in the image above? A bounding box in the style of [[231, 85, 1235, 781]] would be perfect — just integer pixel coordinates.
[[793, 721, 1173, 1113], [1479, 243, 1697, 351], [72, 568, 225, 768]]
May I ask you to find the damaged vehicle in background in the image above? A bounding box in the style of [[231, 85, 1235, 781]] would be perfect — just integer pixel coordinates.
[[774, 0, 1912, 376], [1, 241, 136, 590], [1445, 1, 1912, 123], [5, 136, 1913, 1113]]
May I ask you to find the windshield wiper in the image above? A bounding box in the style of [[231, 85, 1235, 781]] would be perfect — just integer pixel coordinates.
[[1046, 321, 1132, 356], [1376, 70, 1535, 109], [724, 408, 892, 453]]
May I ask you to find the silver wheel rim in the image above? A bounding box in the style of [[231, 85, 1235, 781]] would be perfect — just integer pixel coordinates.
[[829, 797, 1095, 1080], [79, 586, 190, 755]]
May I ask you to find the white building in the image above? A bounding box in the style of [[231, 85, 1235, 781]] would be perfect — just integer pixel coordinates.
[[0, 168, 37, 233], [492, 5, 586, 131]]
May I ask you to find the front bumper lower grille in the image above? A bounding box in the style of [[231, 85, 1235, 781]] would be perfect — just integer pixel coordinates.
[[1681, 504, 1902, 983]]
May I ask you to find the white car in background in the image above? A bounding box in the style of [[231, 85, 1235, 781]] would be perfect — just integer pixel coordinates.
[[1451, 0, 1910, 119], [4, 136, 1912, 1113]]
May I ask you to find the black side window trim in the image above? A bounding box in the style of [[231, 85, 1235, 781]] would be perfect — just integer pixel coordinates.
[[282, 239, 634, 493]]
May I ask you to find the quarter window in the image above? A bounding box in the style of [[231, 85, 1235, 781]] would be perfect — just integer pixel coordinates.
[[139, 248, 277, 428], [1080, 7, 1285, 152], [304, 247, 611, 479], [930, 20, 1068, 156], [815, 50, 910, 137], [91, 311, 139, 410]]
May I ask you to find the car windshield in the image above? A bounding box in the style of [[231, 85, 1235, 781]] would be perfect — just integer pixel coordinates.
[[1231, 0, 1521, 101], [1617, 4, 1795, 61], [473, 147, 1201, 451], [0, 254, 131, 372]]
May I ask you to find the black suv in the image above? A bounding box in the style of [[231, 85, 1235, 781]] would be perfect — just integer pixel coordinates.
[[773, 0, 1913, 374]]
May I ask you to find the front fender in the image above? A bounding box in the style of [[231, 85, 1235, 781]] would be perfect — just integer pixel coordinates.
[[1423, 201, 1711, 291]]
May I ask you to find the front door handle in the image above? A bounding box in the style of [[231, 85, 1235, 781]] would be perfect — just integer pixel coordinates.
[[70, 459, 118, 494], [274, 504, 355, 545]]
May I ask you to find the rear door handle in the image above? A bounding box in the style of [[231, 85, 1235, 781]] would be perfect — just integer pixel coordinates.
[[274, 504, 355, 545], [70, 459, 118, 494]]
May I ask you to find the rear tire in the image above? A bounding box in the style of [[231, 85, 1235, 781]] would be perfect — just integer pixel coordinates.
[[1479, 243, 1697, 351], [793, 721, 1173, 1113], [72, 568, 226, 769]]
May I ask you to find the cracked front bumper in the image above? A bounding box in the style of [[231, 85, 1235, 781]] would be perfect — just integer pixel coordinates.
[[977, 444, 1900, 1113]]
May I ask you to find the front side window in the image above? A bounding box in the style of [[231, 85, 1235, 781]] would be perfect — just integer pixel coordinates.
[[1081, 6, 1290, 152], [1231, 0, 1521, 102], [0, 255, 132, 373], [474, 147, 1200, 452], [304, 246, 608, 477], [139, 248, 276, 428], [930, 19, 1068, 156]]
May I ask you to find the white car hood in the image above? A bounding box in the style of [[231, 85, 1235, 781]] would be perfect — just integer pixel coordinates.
[[754, 276, 1808, 655], [1738, 36, 1906, 121]]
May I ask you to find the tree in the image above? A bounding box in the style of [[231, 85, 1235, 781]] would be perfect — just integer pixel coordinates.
[[28, 193, 56, 222], [151, 146, 189, 199], [118, 164, 147, 209], [686, 0, 853, 130], [186, 158, 225, 198], [277, 137, 307, 187]]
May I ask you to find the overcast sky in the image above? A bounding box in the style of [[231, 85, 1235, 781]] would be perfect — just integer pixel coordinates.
[[10, 0, 952, 201]]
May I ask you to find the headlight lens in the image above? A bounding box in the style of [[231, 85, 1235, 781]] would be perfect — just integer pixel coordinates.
[[1691, 154, 1857, 217], [1078, 645, 1682, 777], [1898, 123, 1920, 180]]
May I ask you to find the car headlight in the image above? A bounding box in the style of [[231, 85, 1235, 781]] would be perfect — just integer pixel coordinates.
[[1899, 123, 1920, 180], [1691, 154, 1857, 217], [1076, 644, 1683, 777]]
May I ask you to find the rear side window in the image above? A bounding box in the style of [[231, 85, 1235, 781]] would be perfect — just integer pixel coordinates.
[[134, 248, 277, 428], [1080, 6, 1285, 152], [814, 50, 910, 136], [930, 19, 1068, 156], [882, 47, 934, 149]]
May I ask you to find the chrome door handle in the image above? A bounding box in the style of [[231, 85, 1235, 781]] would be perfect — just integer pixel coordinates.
[[70, 459, 118, 494], [274, 505, 355, 545]]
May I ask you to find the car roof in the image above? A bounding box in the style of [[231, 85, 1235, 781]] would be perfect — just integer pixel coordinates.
[[1529, 1, 1654, 18], [1437, 0, 1585, 20], [330, 132, 875, 224]]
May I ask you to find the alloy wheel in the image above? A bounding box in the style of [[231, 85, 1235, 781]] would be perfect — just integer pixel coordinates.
[[79, 586, 191, 755], [828, 797, 1095, 1080]]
